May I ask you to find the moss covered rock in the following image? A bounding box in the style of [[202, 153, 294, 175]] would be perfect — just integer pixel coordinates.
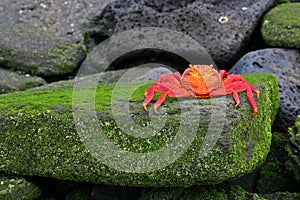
[[286, 114, 300, 182], [255, 132, 298, 193], [0, 74, 279, 187], [256, 116, 300, 194], [261, 3, 300, 48], [0, 175, 41, 199]]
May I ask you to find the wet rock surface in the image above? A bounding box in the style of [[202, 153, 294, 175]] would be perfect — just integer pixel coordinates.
[[229, 48, 300, 132]]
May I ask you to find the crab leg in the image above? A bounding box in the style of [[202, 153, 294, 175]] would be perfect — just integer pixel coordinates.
[[212, 74, 260, 116], [142, 72, 191, 111], [245, 85, 258, 116], [142, 85, 156, 111], [232, 91, 240, 107], [153, 93, 168, 112], [249, 84, 260, 99]]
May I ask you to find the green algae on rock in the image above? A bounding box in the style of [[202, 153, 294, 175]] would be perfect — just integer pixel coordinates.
[[0, 175, 41, 199], [256, 115, 300, 193], [0, 74, 279, 187], [255, 132, 293, 193], [286, 114, 300, 182], [261, 3, 300, 49]]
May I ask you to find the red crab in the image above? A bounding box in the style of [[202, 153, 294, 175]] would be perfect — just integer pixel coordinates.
[[143, 64, 260, 116]]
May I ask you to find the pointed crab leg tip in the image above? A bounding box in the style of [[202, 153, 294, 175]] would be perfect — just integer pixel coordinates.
[[252, 109, 258, 117], [154, 107, 158, 113], [235, 102, 240, 107], [142, 104, 148, 111]]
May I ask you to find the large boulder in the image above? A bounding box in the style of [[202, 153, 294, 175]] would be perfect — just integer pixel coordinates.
[[0, 0, 112, 78], [88, 0, 275, 67], [0, 73, 279, 187], [0, 23, 84, 78], [229, 48, 299, 132]]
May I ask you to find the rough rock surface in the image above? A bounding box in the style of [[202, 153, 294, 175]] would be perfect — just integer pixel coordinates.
[[0, 23, 84, 78], [0, 0, 112, 44], [261, 3, 300, 49], [0, 74, 278, 187], [0, 0, 112, 78], [229, 48, 300, 132], [88, 0, 275, 67], [0, 175, 41, 199], [37, 67, 173, 90], [0, 67, 46, 94]]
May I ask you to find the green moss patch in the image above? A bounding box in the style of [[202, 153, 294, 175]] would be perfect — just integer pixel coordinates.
[[0, 175, 41, 199], [0, 74, 279, 187], [286, 114, 300, 182], [261, 3, 300, 48], [256, 115, 300, 193]]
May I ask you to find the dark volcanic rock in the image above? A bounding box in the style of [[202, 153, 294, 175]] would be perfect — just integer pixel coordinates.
[[0, 0, 112, 43], [0, 67, 46, 94], [0, 0, 111, 78], [88, 0, 275, 68], [0, 23, 84, 77], [229, 48, 300, 132]]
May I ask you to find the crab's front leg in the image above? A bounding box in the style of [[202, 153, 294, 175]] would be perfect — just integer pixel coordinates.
[[143, 72, 192, 112], [212, 74, 260, 116]]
